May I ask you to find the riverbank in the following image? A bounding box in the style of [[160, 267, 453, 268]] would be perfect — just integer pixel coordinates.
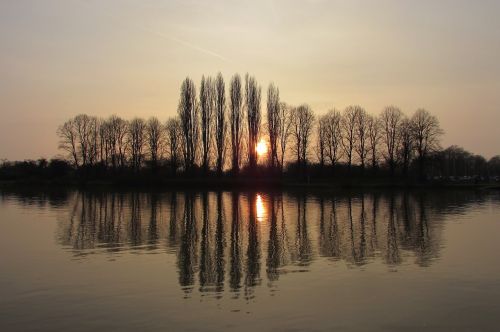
[[1, 176, 498, 191]]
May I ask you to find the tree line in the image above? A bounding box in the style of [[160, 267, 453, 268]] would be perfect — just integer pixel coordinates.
[[0, 72, 485, 183]]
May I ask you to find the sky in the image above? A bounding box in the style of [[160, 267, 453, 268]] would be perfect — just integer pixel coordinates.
[[1, 0, 499, 160]]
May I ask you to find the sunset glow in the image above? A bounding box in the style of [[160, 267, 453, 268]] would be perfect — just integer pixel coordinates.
[[1, 1, 500, 331], [0, 2, 499, 160], [256, 139, 268, 158]]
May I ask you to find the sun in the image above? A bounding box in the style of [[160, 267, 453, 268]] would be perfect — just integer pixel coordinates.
[[256, 139, 268, 157]]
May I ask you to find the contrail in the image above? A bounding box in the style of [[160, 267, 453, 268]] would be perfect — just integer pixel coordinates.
[[75, 0, 228, 62], [138, 25, 229, 62]]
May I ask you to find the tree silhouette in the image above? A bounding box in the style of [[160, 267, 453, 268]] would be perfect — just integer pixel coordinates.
[[411, 108, 443, 180], [291, 104, 315, 170], [381, 105, 404, 176], [57, 118, 79, 167], [325, 109, 343, 169], [229, 74, 244, 174], [178, 77, 199, 172], [354, 106, 369, 170], [74, 114, 98, 167], [166, 118, 182, 174], [146, 117, 164, 170], [214, 73, 227, 175], [367, 114, 381, 170], [267, 83, 280, 169], [316, 114, 328, 169], [48, 72, 480, 182], [278, 102, 293, 172], [245, 74, 261, 171], [341, 106, 358, 171], [128, 118, 146, 172], [107, 115, 128, 169], [399, 117, 414, 176], [199, 75, 214, 173]]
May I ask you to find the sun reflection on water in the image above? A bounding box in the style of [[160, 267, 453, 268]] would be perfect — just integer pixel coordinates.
[[256, 194, 266, 223]]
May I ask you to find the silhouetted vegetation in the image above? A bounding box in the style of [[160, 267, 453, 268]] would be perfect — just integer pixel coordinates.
[[0, 158, 72, 181], [1, 72, 499, 187]]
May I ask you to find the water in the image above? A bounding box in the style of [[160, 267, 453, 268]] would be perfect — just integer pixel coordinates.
[[1, 188, 499, 331]]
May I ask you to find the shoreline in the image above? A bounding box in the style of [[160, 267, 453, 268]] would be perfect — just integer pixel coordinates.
[[1, 178, 498, 192]]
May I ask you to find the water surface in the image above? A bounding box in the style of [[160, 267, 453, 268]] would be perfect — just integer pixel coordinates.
[[1, 188, 499, 331]]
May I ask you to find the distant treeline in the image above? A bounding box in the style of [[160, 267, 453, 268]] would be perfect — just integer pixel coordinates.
[[1, 73, 499, 184]]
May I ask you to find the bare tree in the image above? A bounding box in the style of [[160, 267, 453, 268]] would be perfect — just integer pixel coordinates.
[[178, 77, 199, 172], [324, 109, 343, 168], [267, 83, 280, 169], [146, 117, 164, 170], [107, 115, 128, 169], [411, 108, 443, 179], [55, 74, 450, 184], [166, 118, 182, 174], [367, 114, 381, 169], [341, 106, 358, 171], [399, 117, 414, 176], [57, 118, 79, 167], [73, 114, 89, 166], [74, 114, 98, 167], [316, 114, 328, 168], [380, 106, 404, 176], [214, 72, 226, 175], [128, 118, 146, 171], [88, 116, 99, 166], [278, 102, 293, 172], [229, 74, 244, 173], [199, 75, 214, 173], [98, 118, 110, 167], [354, 106, 369, 170], [291, 104, 315, 168], [245, 74, 261, 170]]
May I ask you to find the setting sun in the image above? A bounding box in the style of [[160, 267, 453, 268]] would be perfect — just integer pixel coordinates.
[[256, 139, 268, 157]]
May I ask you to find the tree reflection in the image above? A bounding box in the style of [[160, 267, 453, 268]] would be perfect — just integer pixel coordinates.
[[386, 193, 402, 265], [318, 197, 341, 259], [266, 194, 281, 282], [168, 192, 179, 250], [199, 192, 214, 291], [294, 194, 312, 266], [129, 192, 142, 247], [245, 193, 261, 300], [49, 189, 495, 299], [178, 192, 197, 293], [148, 193, 159, 248], [215, 192, 226, 295], [229, 192, 242, 294], [415, 193, 434, 267]]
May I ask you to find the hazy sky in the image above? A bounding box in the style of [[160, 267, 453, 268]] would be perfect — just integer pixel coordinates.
[[1, 0, 499, 160]]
